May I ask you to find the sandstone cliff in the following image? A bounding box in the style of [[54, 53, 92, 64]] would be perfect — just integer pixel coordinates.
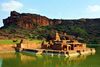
[[0, 11, 100, 44], [3, 11, 50, 29]]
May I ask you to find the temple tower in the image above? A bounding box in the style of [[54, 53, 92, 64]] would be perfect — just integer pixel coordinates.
[[55, 32, 61, 41]]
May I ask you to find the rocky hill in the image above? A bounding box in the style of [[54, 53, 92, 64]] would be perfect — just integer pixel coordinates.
[[3, 11, 50, 29], [0, 11, 100, 44]]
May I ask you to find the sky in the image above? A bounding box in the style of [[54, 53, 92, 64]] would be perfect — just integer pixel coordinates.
[[0, 0, 100, 27]]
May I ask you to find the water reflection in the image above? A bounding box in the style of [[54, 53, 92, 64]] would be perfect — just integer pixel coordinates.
[[0, 51, 95, 67], [0, 58, 3, 67]]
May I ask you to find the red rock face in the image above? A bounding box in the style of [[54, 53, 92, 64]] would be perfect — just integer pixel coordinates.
[[3, 11, 51, 29]]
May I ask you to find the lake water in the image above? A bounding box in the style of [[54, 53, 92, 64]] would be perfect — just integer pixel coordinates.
[[0, 46, 100, 67]]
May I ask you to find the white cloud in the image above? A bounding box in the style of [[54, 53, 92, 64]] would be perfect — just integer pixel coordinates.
[[1, 0, 23, 12], [87, 5, 100, 13]]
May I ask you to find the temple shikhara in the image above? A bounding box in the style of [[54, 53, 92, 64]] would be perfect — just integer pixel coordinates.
[[41, 32, 96, 56]]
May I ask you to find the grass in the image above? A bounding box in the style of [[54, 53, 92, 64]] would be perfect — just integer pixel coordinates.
[[0, 40, 15, 44], [0, 40, 21, 45], [28, 39, 43, 44], [0, 39, 43, 45]]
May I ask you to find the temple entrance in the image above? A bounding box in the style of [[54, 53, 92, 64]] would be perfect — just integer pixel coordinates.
[[63, 45, 67, 51]]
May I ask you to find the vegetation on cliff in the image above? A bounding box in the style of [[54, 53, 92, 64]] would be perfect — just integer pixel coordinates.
[[0, 11, 100, 44]]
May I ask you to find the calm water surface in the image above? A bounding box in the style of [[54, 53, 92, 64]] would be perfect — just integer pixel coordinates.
[[0, 47, 100, 67]]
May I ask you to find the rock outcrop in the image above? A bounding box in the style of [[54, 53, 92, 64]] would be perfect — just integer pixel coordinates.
[[3, 11, 51, 29], [3, 11, 64, 29]]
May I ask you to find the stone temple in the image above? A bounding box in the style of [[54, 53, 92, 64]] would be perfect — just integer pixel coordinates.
[[41, 32, 96, 56]]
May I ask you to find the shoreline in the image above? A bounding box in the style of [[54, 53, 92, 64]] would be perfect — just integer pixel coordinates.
[[0, 44, 96, 57], [0, 44, 16, 52]]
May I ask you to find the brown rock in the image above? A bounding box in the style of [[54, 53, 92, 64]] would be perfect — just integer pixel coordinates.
[[3, 11, 51, 29]]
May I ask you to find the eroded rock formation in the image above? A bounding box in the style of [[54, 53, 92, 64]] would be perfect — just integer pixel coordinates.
[[3, 11, 51, 29]]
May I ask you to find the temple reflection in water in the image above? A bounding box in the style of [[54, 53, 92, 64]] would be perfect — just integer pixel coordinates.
[[0, 52, 94, 67]]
